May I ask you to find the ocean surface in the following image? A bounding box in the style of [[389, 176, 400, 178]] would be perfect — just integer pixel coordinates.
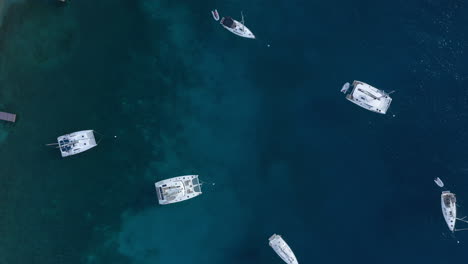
[[0, 0, 468, 263]]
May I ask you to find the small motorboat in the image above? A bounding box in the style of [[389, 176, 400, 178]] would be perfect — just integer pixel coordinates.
[[211, 9, 219, 21], [220, 13, 255, 39], [341, 82, 350, 93], [434, 177, 444, 188]]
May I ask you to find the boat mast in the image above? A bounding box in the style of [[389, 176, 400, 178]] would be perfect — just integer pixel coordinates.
[[377, 90, 395, 99], [241, 11, 245, 31]]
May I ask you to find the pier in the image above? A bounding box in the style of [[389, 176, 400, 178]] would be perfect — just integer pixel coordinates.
[[0, 111, 16, 122]]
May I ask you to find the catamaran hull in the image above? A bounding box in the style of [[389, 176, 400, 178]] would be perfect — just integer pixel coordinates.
[[346, 97, 387, 114]]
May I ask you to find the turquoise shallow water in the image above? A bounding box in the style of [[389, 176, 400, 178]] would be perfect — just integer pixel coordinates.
[[1, 0, 468, 263]]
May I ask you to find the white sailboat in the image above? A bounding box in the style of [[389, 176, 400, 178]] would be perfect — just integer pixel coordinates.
[[155, 175, 202, 205], [49, 130, 98, 157], [220, 12, 255, 39], [268, 234, 298, 264], [441, 191, 456, 232], [344, 80, 393, 114]]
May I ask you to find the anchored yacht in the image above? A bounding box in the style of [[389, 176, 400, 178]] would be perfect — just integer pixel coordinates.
[[269, 234, 298, 264], [55, 130, 98, 157], [220, 14, 255, 39], [344, 80, 392, 114], [155, 175, 202, 205], [441, 191, 457, 232]]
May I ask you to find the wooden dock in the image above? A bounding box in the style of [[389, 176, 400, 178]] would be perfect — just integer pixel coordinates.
[[0, 111, 16, 123]]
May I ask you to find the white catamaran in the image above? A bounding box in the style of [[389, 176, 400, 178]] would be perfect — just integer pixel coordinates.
[[441, 191, 457, 232], [155, 175, 202, 205], [343, 80, 393, 114], [49, 130, 98, 157], [269, 234, 298, 264], [220, 12, 255, 39]]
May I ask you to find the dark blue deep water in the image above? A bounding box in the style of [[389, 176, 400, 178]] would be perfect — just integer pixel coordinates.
[[0, 0, 468, 263]]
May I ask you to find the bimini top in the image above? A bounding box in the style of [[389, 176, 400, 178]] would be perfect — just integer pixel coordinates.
[[155, 175, 202, 205], [346, 80, 392, 114], [269, 234, 298, 264], [220, 16, 255, 39], [441, 191, 457, 232], [221, 16, 235, 28], [57, 130, 97, 157]]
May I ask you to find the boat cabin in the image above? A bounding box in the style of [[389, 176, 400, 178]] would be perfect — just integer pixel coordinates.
[[443, 194, 455, 209], [59, 138, 73, 152], [57, 130, 98, 157]]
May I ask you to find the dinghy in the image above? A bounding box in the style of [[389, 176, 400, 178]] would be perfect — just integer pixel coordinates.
[[220, 12, 255, 39], [434, 177, 444, 188], [211, 9, 220, 21], [341, 82, 350, 93]]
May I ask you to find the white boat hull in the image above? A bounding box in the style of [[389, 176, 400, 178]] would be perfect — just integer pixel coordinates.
[[441, 191, 456, 232], [269, 234, 298, 264], [434, 177, 444, 188], [221, 18, 255, 39], [341, 82, 350, 93]]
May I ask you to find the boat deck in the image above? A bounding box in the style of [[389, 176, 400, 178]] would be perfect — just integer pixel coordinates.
[[347, 80, 392, 114], [0, 111, 16, 122]]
